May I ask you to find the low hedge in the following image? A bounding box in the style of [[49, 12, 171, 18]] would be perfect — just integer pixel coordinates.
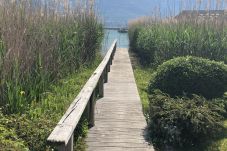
[[148, 90, 224, 147], [148, 56, 227, 99]]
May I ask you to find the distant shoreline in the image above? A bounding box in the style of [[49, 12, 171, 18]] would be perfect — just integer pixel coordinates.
[[104, 27, 128, 30]]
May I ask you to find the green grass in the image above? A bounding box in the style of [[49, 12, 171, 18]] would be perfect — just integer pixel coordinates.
[[0, 57, 101, 151], [205, 120, 227, 151], [133, 65, 154, 118]]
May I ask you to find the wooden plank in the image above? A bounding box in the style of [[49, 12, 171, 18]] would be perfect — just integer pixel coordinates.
[[86, 48, 154, 150], [47, 40, 117, 147], [87, 133, 146, 139], [87, 142, 149, 148], [87, 147, 151, 151]]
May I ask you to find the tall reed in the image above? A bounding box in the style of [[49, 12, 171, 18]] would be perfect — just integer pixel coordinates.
[[0, 0, 103, 113], [129, 10, 227, 66]]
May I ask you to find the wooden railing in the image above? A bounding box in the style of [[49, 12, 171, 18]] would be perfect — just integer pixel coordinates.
[[47, 40, 117, 151]]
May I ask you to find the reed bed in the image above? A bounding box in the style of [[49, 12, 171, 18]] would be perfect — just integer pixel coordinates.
[[129, 10, 227, 66], [0, 0, 103, 113]]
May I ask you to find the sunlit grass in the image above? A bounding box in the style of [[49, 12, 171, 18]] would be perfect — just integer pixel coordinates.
[[205, 120, 227, 151], [131, 51, 152, 118]]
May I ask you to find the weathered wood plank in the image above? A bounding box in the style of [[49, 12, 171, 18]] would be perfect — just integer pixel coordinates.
[[86, 48, 154, 151], [87, 147, 151, 151], [87, 142, 150, 148]]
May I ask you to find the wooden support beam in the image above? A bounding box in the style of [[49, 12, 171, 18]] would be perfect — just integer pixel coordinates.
[[98, 74, 104, 98], [110, 53, 113, 65], [89, 91, 96, 127], [107, 61, 110, 72], [104, 67, 108, 83], [56, 134, 74, 151], [85, 97, 91, 123]]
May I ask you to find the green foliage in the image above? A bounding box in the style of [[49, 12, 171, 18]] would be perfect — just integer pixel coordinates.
[[129, 19, 227, 150], [0, 111, 28, 151], [1, 114, 88, 151], [3, 114, 53, 151], [148, 90, 224, 148], [148, 56, 227, 99], [133, 65, 154, 116], [0, 59, 101, 150], [130, 52, 154, 116], [132, 63, 227, 151], [128, 22, 227, 66], [132, 27, 156, 65]]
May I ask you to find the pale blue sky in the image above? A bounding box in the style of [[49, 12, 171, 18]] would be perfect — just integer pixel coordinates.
[[94, 0, 226, 26]]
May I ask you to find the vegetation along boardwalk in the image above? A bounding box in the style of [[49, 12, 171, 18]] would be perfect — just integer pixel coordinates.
[[86, 48, 154, 151]]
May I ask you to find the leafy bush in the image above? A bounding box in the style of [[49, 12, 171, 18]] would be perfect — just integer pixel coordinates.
[[128, 21, 227, 66], [148, 90, 224, 147], [148, 56, 227, 99]]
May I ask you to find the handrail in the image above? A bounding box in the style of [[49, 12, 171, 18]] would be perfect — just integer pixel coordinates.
[[47, 40, 117, 151]]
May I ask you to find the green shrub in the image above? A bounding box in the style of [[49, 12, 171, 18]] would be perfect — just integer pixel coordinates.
[[148, 90, 224, 147], [148, 56, 227, 99], [212, 98, 227, 118]]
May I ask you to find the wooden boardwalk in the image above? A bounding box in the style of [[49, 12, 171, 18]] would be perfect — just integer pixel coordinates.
[[86, 48, 154, 151]]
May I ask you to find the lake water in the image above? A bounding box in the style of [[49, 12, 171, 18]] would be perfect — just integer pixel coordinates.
[[101, 29, 129, 55], [96, 0, 225, 54]]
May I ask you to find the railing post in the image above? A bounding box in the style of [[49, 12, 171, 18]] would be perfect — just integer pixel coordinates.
[[110, 58, 113, 65], [85, 97, 91, 122], [104, 67, 108, 83], [113, 43, 117, 55], [88, 91, 96, 127], [107, 61, 110, 72], [56, 134, 74, 151], [98, 74, 104, 98], [110, 53, 113, 65]]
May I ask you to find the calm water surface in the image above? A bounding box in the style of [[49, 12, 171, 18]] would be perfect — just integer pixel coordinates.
[[101, 29, 129, 55]]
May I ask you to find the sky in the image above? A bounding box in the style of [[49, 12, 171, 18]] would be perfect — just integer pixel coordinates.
[[94, 0, 227, 27]]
